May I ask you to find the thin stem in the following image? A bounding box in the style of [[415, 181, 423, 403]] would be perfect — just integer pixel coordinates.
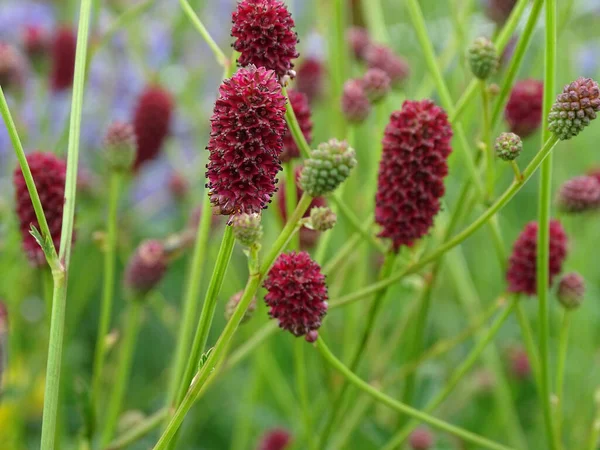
[[555, 310, 571, 445], [165, 196, 213, 410], [490, 0, 544, 129], [382, 297, 518, 449], [294, 340, 315, 450], [329, 136, 559, 308], [283, 85, 312, 159], [91, 172, 123, 412], [329, 194, 385, 253], [511, 161, 523, 182], [537, 1, 558, 448], [153, 195, 313, 450], [515, 302, 542, 386], [322, 231, 362, 275], [481, 80, 494, 198], [104, 409, 169, 450], [361, 0, 389, 43], [284, 161, 299, 250], [0, 87, 57, 267], [178, 0, 229, 68], [40, 0, 92, 447], [587, 390, 600, 450], [174, 225, 235, 407], [315, 338, 514, 450], [101, 300, 143, 446]]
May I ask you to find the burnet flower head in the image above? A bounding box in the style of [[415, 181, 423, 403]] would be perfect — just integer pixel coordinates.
[[206, 65, 287, 215], [231, 0, 299, 80], [505, 79, 544, 138], [375, 100, 453, 252], [548, 77, 600, 140]]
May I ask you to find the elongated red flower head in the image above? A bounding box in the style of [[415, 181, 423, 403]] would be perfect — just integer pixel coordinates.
[[13, 152, 67, 266], [375, 100, 453, 252], [132, 85, 173, 169], [277, 171, 327, 248], [206, 65, 287, 215], [365, 44, 410, 86], [295, 57, 325, 103], [263, 251, 328, 339], [124, 240, 168, 296], [281, 89, 312, 162], [257, 428, 292, 450], [50, 26, 76, 92], [409, 427, 435, 450], [506, 220, 568, 296], [504, 79, 544, 138], [556, 175, 600, 213], [232, 0, 299, 79]]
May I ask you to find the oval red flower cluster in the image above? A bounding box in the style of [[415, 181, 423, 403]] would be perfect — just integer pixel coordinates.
[[556, 175, 600, 213], [294, 57, 324, 103], [504, 79, 544, 138], [281, 88, 312, 162], [375, 100, 453, 252], [132, 85, 173, 170], [206, 65, 287, 215], [506, 220, 568, 296], [50, 26, 76, 92], [13, 152, 67, 266], [231, 0, 299, 80], [263, 251, 328, 338], [124, 240, 168, 295]]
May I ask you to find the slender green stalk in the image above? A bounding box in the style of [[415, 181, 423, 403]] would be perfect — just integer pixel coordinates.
[[284, 162, 299, 250], [101, 300, 144, 446], [178, 0, 229, 68], [587, 390, 600, 450], [537, 1, 558, 448], [511, 161, 523, 182], [294, 340, 315, 450], [0, 87, 57, 267], [223, 322, 279, 371], [451, 0, 531, 123], [481, 80, 495, 198], [91, 172, 123, 411], [322, 231, 362, 274], [555, 310, 571, 445], [329, 195, 385, 252], [490, 0, 544, 128], [315, 338, 514, 450], [330, 136, 559, 308], [165, 196, 213, 409], [230, 351, 262, 450], [329, 0, 347, 137], [174, 225, 235, 407], [361, 0, 389, 43], [382, 297, 518, 449], [40, 1, 92, 447], [105, 408, 169, 450], [153, 195, 313, 450], [515, 302, 542, 386]]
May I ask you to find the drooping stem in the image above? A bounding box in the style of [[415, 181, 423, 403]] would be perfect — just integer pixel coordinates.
[[314, 338, 514, 450], [537, 0, 558, 448], [40, 0, 92, 447], [382, 297, 518, 449], [91, 172, 123, 412], [101, 299, 144, 446]]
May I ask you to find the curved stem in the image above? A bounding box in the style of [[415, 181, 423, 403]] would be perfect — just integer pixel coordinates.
[[382, 297, 518, 449], [537, 1, 558, 448], [92, 172, 123, 412], [329, 136, 559, 308], [101, 300, 143, 446], [314, 338, 514, 450]]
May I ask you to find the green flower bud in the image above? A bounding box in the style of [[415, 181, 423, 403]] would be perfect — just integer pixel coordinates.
[[104, 122, 137, 172], [494, 132, 522, 161], [308, 207, 337, 231], [467, 37, 499, 80], [231, 213, 263, 247]]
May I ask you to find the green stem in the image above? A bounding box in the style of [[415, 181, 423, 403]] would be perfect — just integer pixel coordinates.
[[178, 0, 229, 68], [587, 390, 600, 450], [329, 136, 559, 308], [329, 195, 385, 252], [511, 161, 523, 182], [283, 85, 312, 159], [174, 225, 235, 407], [165, 196, 213, 410], [315, 338, 514, 450], [481, 80, 495, 198], [153, 195, 313, 450], [92, 172, 123, 412], [537, 1, 558, 448], [105, 409, 169, 450], [490, 0, 544, 129], [555, 310, 571, 445], [101, 300, 143, 446], [322, 231, 362, 275], [382, 297, 518, 449], [284, 162, 299, 250], [329, 0, 347, 137], [40, 1, 92, 447], [294, 340, 315, 450], [515, 302, 542, 386], [361, 0, 389, 43]]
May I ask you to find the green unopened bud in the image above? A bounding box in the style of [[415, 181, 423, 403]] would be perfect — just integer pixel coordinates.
[[557, 272, 585, 310], [467, 37, 498, 80], [225, 291, 256, 323], [494, 132, 522, 161], [231, 213, 263, 247], [548, 77, 600, 140], [104, 121, 137, 172], [299, 139, 357, 197], [308, 207, 337, 231]]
